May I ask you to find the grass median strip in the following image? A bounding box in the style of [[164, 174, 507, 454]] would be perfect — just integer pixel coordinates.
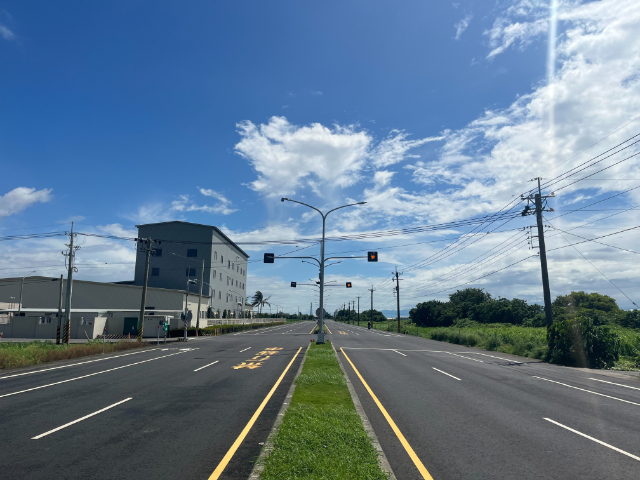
[[260, 342, 387, 480]]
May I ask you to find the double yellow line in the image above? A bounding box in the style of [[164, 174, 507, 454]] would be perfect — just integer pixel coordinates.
[[341, 348, 434, 480]]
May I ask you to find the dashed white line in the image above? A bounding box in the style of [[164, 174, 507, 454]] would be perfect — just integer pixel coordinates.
[[194, 360, 219, 372], [32, 398, 132, 439], [392, 350, 407, 357], [432, 368, 461, 381], [447, 352, 484, 363], [0, 349, 153, 381], [533, 376, 640, 407], [588, 378, 640, 391], [544, 418, 640, 461], [0, 350, 188, 399], [239, 347, 251, 352], [465, 352, 522, 363]]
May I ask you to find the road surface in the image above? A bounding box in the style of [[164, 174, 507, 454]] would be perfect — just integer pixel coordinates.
[[329, 319, 640, 480]]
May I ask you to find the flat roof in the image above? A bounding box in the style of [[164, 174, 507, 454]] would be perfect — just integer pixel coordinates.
[[135, 221, 249, 259]]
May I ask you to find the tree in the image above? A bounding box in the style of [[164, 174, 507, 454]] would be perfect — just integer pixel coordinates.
[[222, 309, 227, 319], [449, 288, 491, 318], [251, 291, 272, 314], [361, 309, 387, 323]]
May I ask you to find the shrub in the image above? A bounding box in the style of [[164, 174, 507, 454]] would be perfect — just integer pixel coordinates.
[[547, 317, 620, 369]]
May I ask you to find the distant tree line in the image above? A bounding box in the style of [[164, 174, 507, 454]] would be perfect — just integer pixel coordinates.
[[409, 288, 639, 329]]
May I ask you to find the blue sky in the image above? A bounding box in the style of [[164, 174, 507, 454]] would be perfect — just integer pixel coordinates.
[[2, 0, 640, 315]]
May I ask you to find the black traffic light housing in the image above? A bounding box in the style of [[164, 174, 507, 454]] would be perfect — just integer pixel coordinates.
[[291, 281, 297, 288], [264, 253, 275, 263], [368, 251, 378, 262], [346, 282, 352, 288]]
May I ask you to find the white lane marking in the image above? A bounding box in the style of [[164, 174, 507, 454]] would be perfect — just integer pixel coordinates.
[[447, 352, 484, 363], [194, 360, 219, 372], [533, 377, 640, 407], [392, 350, 407, 357], [464, 352, 522, 363], [0, 349, 153, 381], [239, 347, 251, 353], [544, 418, 640, 461], [432, 368, 461, 381], [32, 398, 132, 439], [588, 378, 640, 391], [0, 351, 188, 399]]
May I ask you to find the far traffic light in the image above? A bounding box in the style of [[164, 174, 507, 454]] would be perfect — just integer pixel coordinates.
[[368, 251, 378, 262], [291, 281, 297, 288], [264, 253, 275, 263], [346, 282, 352, 288]]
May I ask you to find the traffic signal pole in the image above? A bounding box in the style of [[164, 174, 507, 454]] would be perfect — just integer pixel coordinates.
[[357, 296, 360, 326], [394, 267, 401, 333]]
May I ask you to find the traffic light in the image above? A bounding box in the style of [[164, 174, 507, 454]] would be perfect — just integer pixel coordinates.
[[291, 282, 297, 288], [264, 253, 275, 263], [346, 282, 352, 288], [368, 251, 378, 262]]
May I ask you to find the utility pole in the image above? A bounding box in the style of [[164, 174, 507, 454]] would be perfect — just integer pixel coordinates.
[[393, 267, 403, 333], [522, 178, 555, 330], [137, 238, 158, 342], [56, 275, 63, 344], [62, 222, 79, 344], [368, 285, 375, 327], [184, 276, 196, 342], [196, 259, 205, 336], [348, 301, 351, 324], [356, 296, 360, 326]]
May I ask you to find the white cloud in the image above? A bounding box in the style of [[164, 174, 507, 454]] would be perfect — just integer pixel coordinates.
[[484, 0, 550, 59], [125, 203, 177, 224], [235, 116, 372, 197], [369, 130, 445, 168], [0, 187, 52, 218], [0, 25, 14, 41], [454, 13, 473, 40], [171, 188, 237, 215]]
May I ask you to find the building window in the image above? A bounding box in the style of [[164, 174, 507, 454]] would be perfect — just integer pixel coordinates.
[[232, 263, 234, 270], [152, 268, 160, 276], [187, 249, 197, 257], [227, 277, 229, 286], [220, 272, 222, 281], [213, 269, 216, 277], [186, 268, 196, 277], [219, 291, 221, 299], [212, 289, 215, 297], [221, 255, 223, 263], [228, 260, 230, 268], [214, 251, 217, 260], [153, 249, 162, 257]]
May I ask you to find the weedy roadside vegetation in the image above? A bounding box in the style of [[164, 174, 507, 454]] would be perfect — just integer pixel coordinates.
[[0, 340, 150, 370], [261, 342, 387, 480]]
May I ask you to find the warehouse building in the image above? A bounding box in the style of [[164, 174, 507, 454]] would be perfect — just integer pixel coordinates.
[[0, 277, 209, 339], [0, 221, 250, 339]]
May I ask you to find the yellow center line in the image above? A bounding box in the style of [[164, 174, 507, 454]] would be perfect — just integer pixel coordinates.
[[340, 347, 434, 480], [309, 326, 317, 334], [208, 347, 303, 480], [325, 325, 332, 334]]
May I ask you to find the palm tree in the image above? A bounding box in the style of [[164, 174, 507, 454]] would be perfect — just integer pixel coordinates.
[[251, 291, 272, 314]]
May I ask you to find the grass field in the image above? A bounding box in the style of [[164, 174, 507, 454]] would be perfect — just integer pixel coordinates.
[[368, 320, 640, 369], [0, 340, 151, 370], [260, 342, 387, 480]]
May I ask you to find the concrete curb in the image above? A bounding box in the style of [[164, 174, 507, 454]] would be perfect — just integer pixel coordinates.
[[248, 342, 310, 480], [332, 343, 397, 480]]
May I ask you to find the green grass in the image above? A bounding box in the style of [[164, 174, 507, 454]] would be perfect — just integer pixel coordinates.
[[0, 340, 151, 370], [260, 342, 387, 480], [364, 319, 640, 369]]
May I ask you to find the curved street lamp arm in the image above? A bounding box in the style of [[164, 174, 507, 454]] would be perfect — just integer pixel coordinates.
[[326, 201, 366, 217], [324, 256, 367, 262], [277, 256, 321, 265], [281, 198, 325, 218]]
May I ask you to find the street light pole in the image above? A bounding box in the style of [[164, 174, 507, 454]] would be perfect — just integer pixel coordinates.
[[281, 198, 366, 344]]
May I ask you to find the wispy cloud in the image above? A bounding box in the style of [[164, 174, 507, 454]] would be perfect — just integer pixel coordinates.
[[0, 25, 14, 41], [454, 13, 473, 40], [171, 188, 237, 215]]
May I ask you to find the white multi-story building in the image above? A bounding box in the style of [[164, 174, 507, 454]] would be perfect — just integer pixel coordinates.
[[133, 221, 249, 319]]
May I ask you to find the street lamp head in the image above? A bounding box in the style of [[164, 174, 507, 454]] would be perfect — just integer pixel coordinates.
[[357, 201, 367, 205], [281, 197, 289, 202]]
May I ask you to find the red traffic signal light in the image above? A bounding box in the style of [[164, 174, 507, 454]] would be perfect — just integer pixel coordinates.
[[346, 282, 352, 288], [368, 251, 378, 262], [264, 253, 275, 263], [291, 282, 297, 288]]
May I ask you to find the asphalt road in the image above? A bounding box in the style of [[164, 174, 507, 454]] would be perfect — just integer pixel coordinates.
[[0, 321, 314, 480], [329, 320, 640, 480]]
